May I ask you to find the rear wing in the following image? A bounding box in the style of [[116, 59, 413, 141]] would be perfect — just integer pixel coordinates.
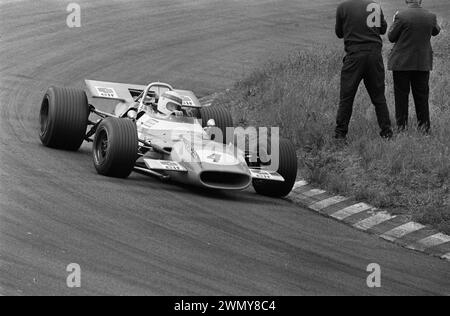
[[85, 80, 146, 102], [85, 79, 202, 107]]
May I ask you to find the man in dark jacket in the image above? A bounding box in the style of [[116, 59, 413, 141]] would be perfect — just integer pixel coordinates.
[[388, 0, 441, 133], [335, 0, 393, 140]]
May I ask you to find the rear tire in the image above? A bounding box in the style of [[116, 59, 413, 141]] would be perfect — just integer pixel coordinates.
[[93, 118, 138, 178], [39, 86, 89, 151], [200, 106, 233, 144], [253, 138, 298, 198]]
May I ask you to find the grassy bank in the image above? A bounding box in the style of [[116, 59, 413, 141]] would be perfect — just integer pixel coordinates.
[[217, 27, 450, 234]]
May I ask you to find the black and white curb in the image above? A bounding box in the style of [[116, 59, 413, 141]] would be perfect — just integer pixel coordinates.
[[288, 180, 450, 262]]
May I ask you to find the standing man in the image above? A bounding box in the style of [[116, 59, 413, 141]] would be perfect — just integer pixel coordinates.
[[335, 0, 393, 140], [388, 0, 441, 133]]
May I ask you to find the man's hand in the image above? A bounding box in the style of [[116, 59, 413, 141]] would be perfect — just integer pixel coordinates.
[[388, 10, 402, 43]]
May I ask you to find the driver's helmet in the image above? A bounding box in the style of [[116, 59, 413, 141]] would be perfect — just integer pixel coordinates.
[[157, 91, 183, 115]]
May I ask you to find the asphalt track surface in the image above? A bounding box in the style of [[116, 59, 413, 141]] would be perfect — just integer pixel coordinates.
[[0, 0, 449, 296]]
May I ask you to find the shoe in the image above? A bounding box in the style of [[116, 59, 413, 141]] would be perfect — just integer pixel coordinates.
[[333, 134, 348, 146], [380, 129, 393, 140], [334, 133, 347, 140]]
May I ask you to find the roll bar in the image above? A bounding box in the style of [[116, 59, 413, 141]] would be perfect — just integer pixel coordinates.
[[138, 82, 174, 108]]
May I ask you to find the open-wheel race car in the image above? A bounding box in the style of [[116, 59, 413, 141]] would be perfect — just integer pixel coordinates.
[[39, 80, 298, 197]]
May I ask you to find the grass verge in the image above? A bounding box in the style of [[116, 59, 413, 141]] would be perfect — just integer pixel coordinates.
[[216, 26, 450, 234]]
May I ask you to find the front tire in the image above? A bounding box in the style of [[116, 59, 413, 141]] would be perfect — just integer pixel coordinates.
[[253, 138, 298, 198], [93, 118, 138, 178], [39, 86, 89, 151]]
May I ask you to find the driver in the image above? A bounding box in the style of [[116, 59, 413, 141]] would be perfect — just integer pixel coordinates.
[[157, 91, 184, 117]]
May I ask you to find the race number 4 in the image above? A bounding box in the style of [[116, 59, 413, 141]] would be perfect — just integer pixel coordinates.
[[367, 3, 381, 28]]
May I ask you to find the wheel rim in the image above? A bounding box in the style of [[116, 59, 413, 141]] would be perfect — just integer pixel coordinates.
[[95, 129, 109, 165], [39, 96, 50, 136]]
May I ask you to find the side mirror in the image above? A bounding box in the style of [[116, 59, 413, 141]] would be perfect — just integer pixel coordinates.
[[127, 109, 137, 120], [207, 119, 216, 127], [203, 119, 217, 140]]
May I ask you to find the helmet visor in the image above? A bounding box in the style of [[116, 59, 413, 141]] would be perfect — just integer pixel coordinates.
[[166, 101, 181, 112]]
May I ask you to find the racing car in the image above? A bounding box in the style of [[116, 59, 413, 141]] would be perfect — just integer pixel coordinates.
[[39, 80, 298, 197]]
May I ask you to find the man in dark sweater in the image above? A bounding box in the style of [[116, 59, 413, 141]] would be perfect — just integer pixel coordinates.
[[335, 0, 393, 140], [388, 0, 441, 133]]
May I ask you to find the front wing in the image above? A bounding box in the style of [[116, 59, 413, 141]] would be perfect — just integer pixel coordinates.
[[143, 158, 285, 182]]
